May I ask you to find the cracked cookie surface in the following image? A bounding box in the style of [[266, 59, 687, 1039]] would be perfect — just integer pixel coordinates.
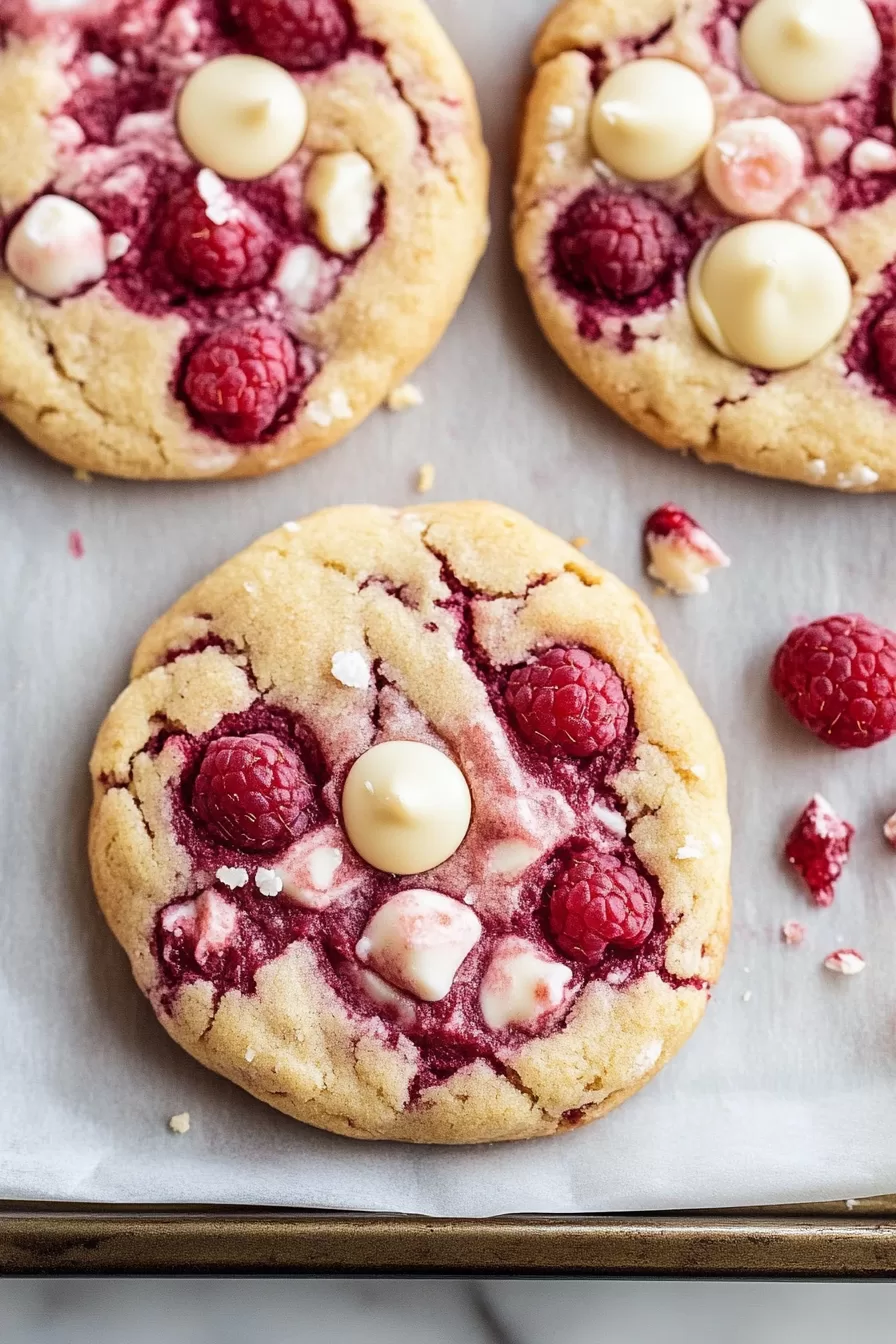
[[89, 502, 730, 1143], [0, 0, 488, 479], [514, 0, 896, 491]]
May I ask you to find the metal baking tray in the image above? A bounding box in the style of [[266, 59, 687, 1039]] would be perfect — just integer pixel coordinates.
[[3, 1197, 896, 1276]]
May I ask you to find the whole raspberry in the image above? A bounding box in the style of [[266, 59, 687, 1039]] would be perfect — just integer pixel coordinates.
[[232, 0, 350, 70], [553, 189, 678, 299], [505, 647, 630, 757], [550, 849, 655, 964], [192, 733, 312, 852], [873, 306, 896, 394], [161, 179, 274, 291], [771, 613, 896, 748], [784, 795, 854, 907], [183, 320, 299, 444]]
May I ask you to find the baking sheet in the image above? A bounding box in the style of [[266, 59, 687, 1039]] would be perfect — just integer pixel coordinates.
[[3, 0, 896, 1218]]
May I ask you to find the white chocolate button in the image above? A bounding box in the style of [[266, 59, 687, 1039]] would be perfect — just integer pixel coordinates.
[[479, 937, 572, 1031], [688, 221, 851, 370], [306, 151, 376, 256], [342, 741, 472, 875], [703, 118, 804, 217], [356, 890, 481, 1002], [740, 0, 881, 105], [5, 195, 107, 299], [589, 58, 715, 181], [176, 55, 307, 181]]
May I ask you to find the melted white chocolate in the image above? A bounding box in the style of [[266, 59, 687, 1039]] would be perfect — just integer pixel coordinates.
[[740, 0, 881, 105], [589, 58, 715, 181], [688, 220, 851, 370]]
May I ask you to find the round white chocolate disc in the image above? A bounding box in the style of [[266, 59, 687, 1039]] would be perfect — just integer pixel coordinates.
[[5, 195, 107, 300], [740, 0, 881, 105], [589, 58, 715, 182], [702, 117, 805, 218], [688, 220, 852, 370], [341, 740, 472, 875], [176, 54, 308, 182]]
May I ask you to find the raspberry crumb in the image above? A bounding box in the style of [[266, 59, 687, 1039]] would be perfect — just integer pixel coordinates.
[[823, 948, 866, 975], [784, 795, 854, 907], [883, 812, 896, 847], [68, 529, 84, 558], [505, 647, 630, 757], [644, 504, 730, 596], [549, 848, 655, 964], [168, 1112, 190, 1134], [771, 613, 896, 748], [781, 920, 806, 945], [554, 189, 679, 299]]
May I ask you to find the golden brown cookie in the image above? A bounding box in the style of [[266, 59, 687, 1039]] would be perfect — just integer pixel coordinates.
[[513, 0, 896, 491], [0, 1, 488, 479], [89, 502, 730, 1143]]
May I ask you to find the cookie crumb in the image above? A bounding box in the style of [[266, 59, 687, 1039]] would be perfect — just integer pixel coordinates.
[[836, 463, 879, 489], [686, 762, 707, 780], [675, 835, 704, 860], [107, 231, 131, 261], [781, 920, 806, 945], [244, 1047, 257, 1063], [255, 867, 283, 898], [168, 1112, 190, 1134], [216, 865, 248, 889], [416, 462, 436, 494], [72, 468, 92, 483], [243, 581, 258, 595], [742, 990, 752, 1002], [845, 1198, 858, 1210], [68, 529, 84, 558], [306, 399, 333, 427], [823, 948, 866, 975], [387, 383, 424, 412], [570, 535, 589, 550], [331, 650, 370, 689], [548, 103, 575, 133], [806, 457, 827, 479], [644, 504, 730, 595], [282, 521, 300, 533]]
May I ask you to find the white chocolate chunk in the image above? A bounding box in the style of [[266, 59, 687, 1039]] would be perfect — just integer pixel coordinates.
[[5, 196, 107, 300], [741, 0, 881, 104], [646, 520, 730, 596], [386, 383, 424, 411], [215, 865, 248, 889], [306, 151, 376, 256], [486, 840, 541, 878], [356, 890, 481, 1002], [331, 650, 370, 689], [836, 463, 879, 489], [176, 55, 307, 181], [307, 845, 343, 890], [275, 244, 322, 310], [676, 835, 705, 860], [590, 59, 715, 182], [479, 937, 572, 1030], [161, 889, 237, 966], [106, 231, 131, 261], [548, 104, 575, 133], [850, 138, 896, 175], [353, 967, 417, 1029], [255, 867, 283, 898]]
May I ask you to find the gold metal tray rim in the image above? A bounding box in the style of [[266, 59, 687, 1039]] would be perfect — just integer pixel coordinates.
[[3, 1198, 896, 1277]]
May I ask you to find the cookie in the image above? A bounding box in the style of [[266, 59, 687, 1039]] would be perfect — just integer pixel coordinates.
[[513, 0, 896, 491], [0, 1, 488, 479], [88, 501, 730, 1144]]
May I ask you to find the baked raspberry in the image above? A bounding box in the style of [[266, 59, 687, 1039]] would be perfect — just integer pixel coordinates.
[[872, 306, 896, 394], [771, 613, 896, 748], [784, 795, 854, 908], [232, 0, 351, 71], [183, 320, 300, 444], [505, 647, 630, 757], [553, 190, 678, 299], [192, 733, 312, 852], [549, 849, 655, 964], [160, 179, 275, 291]]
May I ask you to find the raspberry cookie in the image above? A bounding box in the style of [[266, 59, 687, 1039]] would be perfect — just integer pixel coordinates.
[[88, 502, 730, 1143], [0, 2, 488, 479], [514, 0, 896, 491]]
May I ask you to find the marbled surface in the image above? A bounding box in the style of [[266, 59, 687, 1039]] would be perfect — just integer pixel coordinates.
[[2, 1281, 896, 1342]]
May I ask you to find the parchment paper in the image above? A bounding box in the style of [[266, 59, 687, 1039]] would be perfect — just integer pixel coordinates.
[[3, 0, 896, 1216]]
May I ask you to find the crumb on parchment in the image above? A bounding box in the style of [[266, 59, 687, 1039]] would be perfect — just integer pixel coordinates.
[[168, 1112, 190, 1134]]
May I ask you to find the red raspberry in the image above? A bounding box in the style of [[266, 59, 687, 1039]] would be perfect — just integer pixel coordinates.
[[192, 733, 312, 852], [183, 320, 299, 444], [232, 0, 350, 70], [771, 613, 896, 748], [161, 181, 274, 291], [554, 189, 678, 299], [873, 306, 896, 394], [784, 795, 854, 907], [505, 647, 630, 757], [550, 849, 655, 964]]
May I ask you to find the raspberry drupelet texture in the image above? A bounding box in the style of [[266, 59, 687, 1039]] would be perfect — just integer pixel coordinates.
[[231, 0, 351, 71], [771, 613, 896, 748], [784, 794, 854, 907], [161, 183, 275, 292], [183, 320, 300, 443], [549, 849, 655, 964], [553, 190, 679, 300], [505, 647, 630, 757], [192, 733, 313, 852]]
